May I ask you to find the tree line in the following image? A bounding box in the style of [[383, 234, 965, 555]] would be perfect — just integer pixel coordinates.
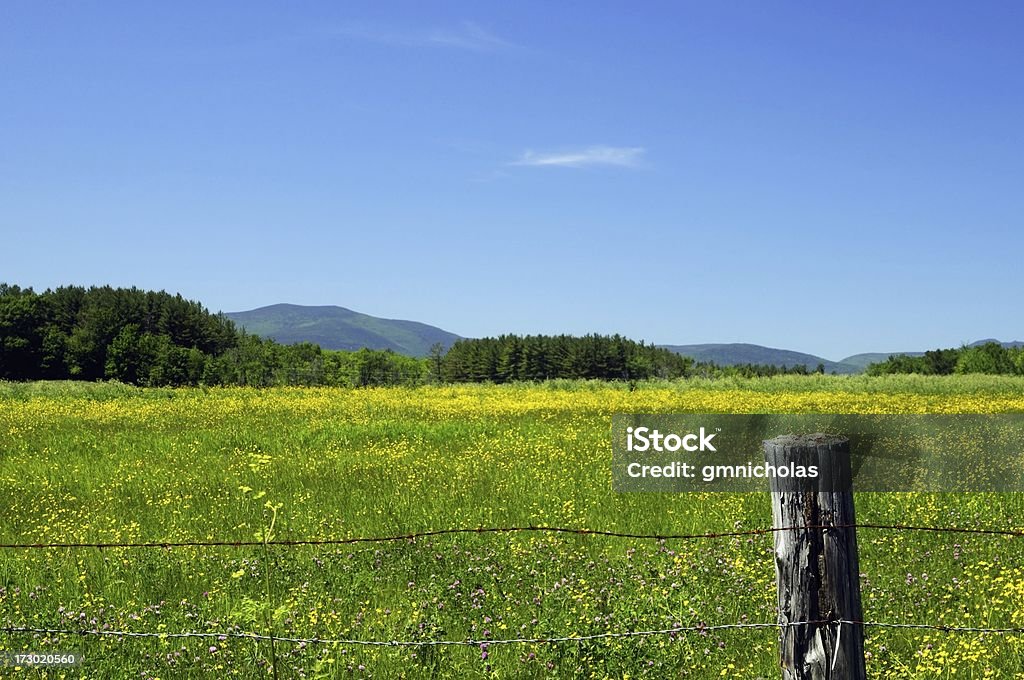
[[1, 283, 881, 387], [0, 284, 428, 387], [866, 343, 1024, 376], [439, 334, 693, 382], [437, 335, 827, 383]]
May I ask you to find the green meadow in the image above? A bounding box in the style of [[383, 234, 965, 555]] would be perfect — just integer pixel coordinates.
[[2, 377, 1024, 678]]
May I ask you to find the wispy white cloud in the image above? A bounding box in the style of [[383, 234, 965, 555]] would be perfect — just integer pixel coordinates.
[[426, 22, 519, 52], [332, 21, 520, 53], [512, 146, 646, 169]]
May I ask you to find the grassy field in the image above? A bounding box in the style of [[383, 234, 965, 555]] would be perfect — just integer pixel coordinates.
[[3, 377, 1024, 678]]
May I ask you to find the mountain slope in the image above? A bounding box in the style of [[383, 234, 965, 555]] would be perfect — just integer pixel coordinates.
[[225, 304, 1021, 370], [841, 341, 1023, 371], [663, 340, 1022, 374], [837, 352, 924, 372], [659, 343, 860, 374], [226, 304, 461, 357], [970, 339, 1024, 348]]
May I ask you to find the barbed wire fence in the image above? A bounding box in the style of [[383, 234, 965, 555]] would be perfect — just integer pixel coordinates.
[[2, 521, 1023, 550], [6, 617, 1024, 649], [3, 522, 1024, 664]]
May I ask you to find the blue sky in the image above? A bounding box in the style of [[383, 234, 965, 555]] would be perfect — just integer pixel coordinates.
[[2, 2, 1021, 359]]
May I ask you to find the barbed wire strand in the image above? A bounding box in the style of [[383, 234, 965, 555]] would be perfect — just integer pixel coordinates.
[[841, 621, 1024, 634], [0, 622, 788, 647], [0, 523, 1022, 551], [4, 620, 1024, 649]]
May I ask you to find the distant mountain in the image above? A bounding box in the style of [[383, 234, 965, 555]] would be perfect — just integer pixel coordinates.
[[224, 305, 1021, 369], [663, 340, 1022, 374], [226, 304, 461, 357], [836, 352, 924, 372], [659, 343, 861, 374], [841, 341, 1022, 371], [969, 339, 1024, 348]]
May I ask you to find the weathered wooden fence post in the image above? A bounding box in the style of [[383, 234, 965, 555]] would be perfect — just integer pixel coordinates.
[[763, 434, 866, 680]]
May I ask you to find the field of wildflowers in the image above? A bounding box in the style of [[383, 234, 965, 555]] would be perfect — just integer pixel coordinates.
[[2, 376, 1024, 678]]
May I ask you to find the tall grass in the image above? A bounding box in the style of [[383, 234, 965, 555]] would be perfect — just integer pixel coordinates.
[[1, 379, 1023, 677]]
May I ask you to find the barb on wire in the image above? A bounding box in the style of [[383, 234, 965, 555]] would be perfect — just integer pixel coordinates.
[[1, 522, 1022, 551]]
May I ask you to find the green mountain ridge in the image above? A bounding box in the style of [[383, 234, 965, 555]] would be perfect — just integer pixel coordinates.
[[657, 343, 862, 374], [225, 304, 461, 357], [225, 303, 1020, 373], [660, 342, 1023, 373], [837, 352, 924, 371], [970, 339, 1024, 348]]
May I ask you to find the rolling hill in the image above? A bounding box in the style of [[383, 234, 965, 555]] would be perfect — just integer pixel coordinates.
[[226, 303, 1020, 372], [661, 341, 1022, 373], [225, 304, 461, 357], [834, 352, 924, 372], [658, 343, 861, 374], [839, 342, 1022, 371], [970, 339, 1024, 348]]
